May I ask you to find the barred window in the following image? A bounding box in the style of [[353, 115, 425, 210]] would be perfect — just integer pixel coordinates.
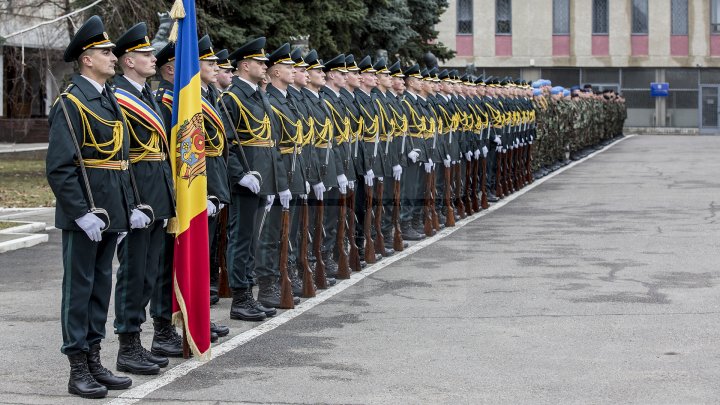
[[592, 0, 609, 34], [457, 0, 473, 35], [632, 0, 648, 34], [712, 0, 720, 34], [496, 0, 512, 35], [670, 0, 688, 35], [553, 0, 570, 35]]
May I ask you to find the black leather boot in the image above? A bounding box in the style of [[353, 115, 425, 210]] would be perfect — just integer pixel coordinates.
[[211, 321, 229, 337], [322, 252, 338, 278], [152, 318, 183, 358], [230, 288, 267, 321], [136, 332, 169, 367], [401, 220, 425, 241], [257, 277, 281, 308], [67, 352, 108, 399], [87, 344, 132, 390], [246, 287, 278, 317], [288, 262, 303, 296], [116, 333, 160, 375]]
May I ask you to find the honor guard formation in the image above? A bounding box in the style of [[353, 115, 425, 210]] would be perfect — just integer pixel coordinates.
[[46, 15, 627, 399]]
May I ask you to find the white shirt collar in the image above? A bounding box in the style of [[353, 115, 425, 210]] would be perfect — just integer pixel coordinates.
[[80, 75, 104, 94], [238, 76, 258, 92], [406, 90, 418, 100], [306, 88, 319, 98], [124, 76, 145, 93]]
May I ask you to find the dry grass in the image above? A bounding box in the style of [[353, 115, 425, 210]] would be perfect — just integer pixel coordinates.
[[0, 159, 55, 208]]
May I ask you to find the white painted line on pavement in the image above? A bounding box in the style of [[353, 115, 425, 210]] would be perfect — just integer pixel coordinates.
[[106, 136, 630, 405]]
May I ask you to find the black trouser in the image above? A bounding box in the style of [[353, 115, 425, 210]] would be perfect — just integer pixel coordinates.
[[254, 201, 282, 281], [322, 187, 340, 254], [401, 163, 421, 223], [226, 190, 264, 289], [151, 231, 174, 321], [61, 230, 118, 355], [115, 220, 165, 333]]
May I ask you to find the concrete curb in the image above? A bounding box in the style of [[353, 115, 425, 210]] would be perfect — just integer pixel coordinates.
[[0, 233, 49, 254]]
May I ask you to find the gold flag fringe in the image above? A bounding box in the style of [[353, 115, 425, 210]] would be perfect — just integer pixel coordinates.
[[168, 0, 186, 43]]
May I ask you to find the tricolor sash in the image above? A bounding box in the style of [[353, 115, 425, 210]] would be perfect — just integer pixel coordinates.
[[201, 95, 225, 137], [114, 87, 168, 148]]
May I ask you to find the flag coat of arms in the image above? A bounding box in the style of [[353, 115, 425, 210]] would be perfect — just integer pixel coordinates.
[[169, 0, 211, 359]]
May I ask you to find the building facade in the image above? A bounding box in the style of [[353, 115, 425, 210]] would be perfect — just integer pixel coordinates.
[[437, 0, 720, 132]]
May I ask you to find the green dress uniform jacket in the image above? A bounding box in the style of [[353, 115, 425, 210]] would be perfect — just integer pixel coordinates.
[[47, 74, 136, 232], [202, 85, 231, 204], [266, 84, 308, 195]]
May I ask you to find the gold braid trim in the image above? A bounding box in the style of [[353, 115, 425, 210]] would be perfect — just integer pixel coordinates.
[[223, 91, 271, 145], [64, 93, 123, 164]]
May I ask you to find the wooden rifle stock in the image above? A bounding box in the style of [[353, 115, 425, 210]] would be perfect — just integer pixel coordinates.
[[526, 143, 534, 184], [423, 168, 433, 237], [313, 200, 328, 289], [392, 179, 404, 251], [299, 197, 315, 298], [495, 149, 504, 198], [346, 188, 361, 271], [455, 163, 466, 219], [463, 159, 473, 216], [471, 157, 480, 212], [364, 183, 377, 263], [504, 148, 512, 195], [480, 155, 489, 209], [373, 180, 385, 255], [336, 192, 350, 279], [430, 170, 440, 231], [216, 206, 231, 298], [278, 209, 294, 309], [444, 165, 455, 227]]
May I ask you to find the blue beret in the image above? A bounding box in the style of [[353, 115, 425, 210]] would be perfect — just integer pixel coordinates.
[[563, 89, 571, 97], [533, 89, 542, 96], [550, 86, 563, 95], [532, 81, 542, 89]]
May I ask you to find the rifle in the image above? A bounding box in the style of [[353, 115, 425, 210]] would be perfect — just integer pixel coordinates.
[[364, 178, 377, 264], [313, 198, 328, 289], [336, 190, 351, 279], [216, 206, 231, 298], [278, 208, 294, 309], [480, 152, 489, 209], [455, 163, 466, 220], [526, 142, 534, 184], [444, 163, 455, 227], [299, 196, 315, 298], [392, 179, 404, 251], [346, 187, 361, 271], [471, 156, 480, 212], [423, 167, 434, 237], [495, 148, 504, 199], [463, 158, 473, 216], [430, 170, 440, 232], [373, 179, 385, 256]]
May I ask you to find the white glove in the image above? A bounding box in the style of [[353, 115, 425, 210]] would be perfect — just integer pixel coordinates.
[[336, 174, 348, 195], [207, 199, 217, 217], [117, 231, 127, 245], [239, 174, 260, 194], [494, 136, 502, 145], [502, 148, 507, 153], [364, 170, 374, 187], [279, 189, 292, 209], [496, 146, 502, 152], [265, 194, 275, 212], [424, 161, 433, 173], [130, 209, 151, 229], [163, 219, 168, 228], [443, 158, 451, 168], [348, 180, 355, 190], [474, 149, 481, 160], [392, 164, 402, 181], [482, 146, 489, 158], [305, 181, 310, 194], [408, 149, 420, 163], [377, 176, 383, 181], [465, 151, 472, 162], [530, 135, 534, 142], [75, 212, 104, 242], [312, 181, 326, 201], [219, 203, 225, 210]]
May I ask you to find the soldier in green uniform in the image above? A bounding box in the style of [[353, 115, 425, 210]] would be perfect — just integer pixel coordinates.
[[221, 37, 287, 321], [215, 49, 235, 91], [111, 22, 175, 374], [46, 15, 134, 398]]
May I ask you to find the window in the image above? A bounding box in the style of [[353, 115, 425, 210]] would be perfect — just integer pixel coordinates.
[[592, 0, 609, 34], [671, 0, 688, 35], [632, 0, 648, 34], [712, 0, 720, 34], [496, 0, 512, 35], [457, 0, 473, 34], [553, 0, 570, 35]]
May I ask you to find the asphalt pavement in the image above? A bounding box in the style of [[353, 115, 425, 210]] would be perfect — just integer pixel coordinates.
[[1, 135, 719, 404]]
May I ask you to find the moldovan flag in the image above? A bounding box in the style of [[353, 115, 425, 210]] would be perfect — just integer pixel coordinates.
[[169, 0, 211, 359]]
